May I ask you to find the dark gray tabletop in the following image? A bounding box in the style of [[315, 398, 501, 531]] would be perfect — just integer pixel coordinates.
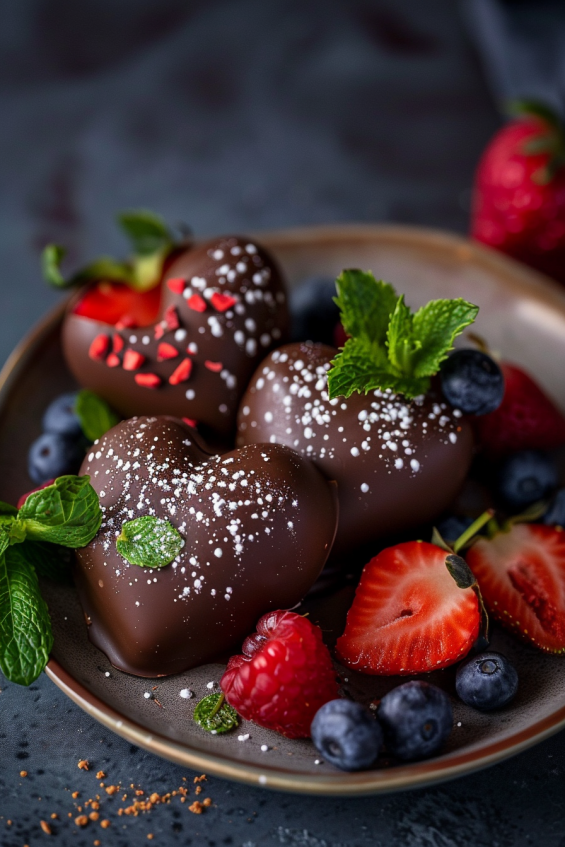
[[2, 2, 564, 844]]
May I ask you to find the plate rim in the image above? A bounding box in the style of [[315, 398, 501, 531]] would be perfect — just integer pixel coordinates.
[[4, 222, 565, 795]]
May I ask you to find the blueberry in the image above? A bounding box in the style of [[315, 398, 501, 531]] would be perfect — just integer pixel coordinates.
[[310, 699, 382, 771], [290, 277, 340, 345], [543, 488, 565, 526], [456, 651, 518, 711], [498, 450, 558, 509], [28, 432, 85, 484], [378, 681, 452, 761], [440, 350, 504, 415], [42, 392, 82, 438], [436, 515, 474, 544]]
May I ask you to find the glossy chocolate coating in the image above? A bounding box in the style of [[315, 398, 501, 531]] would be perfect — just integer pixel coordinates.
[[236, 342, 474, 554], [62, 236, 290, 441], [75, 416, 338, 677]]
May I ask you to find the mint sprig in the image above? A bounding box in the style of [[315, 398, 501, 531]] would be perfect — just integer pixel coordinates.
[[116, 516, 184, 568], [193, 693, 239, 734], [75, 390, 120, 443], [0, 475, 101, 686], [328, 271, 478, 400]]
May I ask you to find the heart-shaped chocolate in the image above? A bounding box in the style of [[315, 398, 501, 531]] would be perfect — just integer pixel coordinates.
[[62, 236, 289, 443], [236, 342, 474, 554], [74, 415, 338, 677]]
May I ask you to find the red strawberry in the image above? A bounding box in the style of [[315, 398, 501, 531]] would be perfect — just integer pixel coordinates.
[[471, 101, 565, 283], [474, 362, 565, 456], [336, 541, 480, 675], [75, 281, 161, 327], [220, 610, 339, 739], [466, 524, 565, 653]]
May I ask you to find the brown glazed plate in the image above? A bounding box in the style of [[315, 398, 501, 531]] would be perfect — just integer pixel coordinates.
[[2, 224, 565, 796]]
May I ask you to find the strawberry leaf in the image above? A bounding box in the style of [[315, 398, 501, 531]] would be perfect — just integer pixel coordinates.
[[117, 209, 172, 257], [193, 693, 239, 734], [42, 244, 68, 288], [116, 516, 184, 568]]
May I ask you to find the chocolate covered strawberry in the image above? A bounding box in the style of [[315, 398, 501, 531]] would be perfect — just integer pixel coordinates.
[[336, 539, 481, 675], [45, 212, 290, 441], [472, 101, 565, 283], [467, 523, 565, 653]]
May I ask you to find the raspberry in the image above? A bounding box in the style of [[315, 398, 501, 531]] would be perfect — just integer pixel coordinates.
[[220, 611, 339, 739]]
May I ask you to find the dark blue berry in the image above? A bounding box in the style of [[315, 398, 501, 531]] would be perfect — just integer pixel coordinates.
[[28, 432, 85, 485], [290, 277, 340, 345], [498, 450, 558, 509], [456, 651, 518, 711], [436, 515, 474, 543], [42, 392, 82, 438], [310, 699, 382, 771], [378, 681, 452, 761], [543, 488, 565, 526], [440, 349, 504, 415]]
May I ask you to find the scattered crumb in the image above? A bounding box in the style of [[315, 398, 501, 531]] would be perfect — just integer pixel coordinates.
[[20, 770, 28, 778], [238, 734, 250, 742], [96, 771, 105, 780], [261, 745, 269, 752], [179, 688, 193, 699], [147, 835, 154, 841], [100, 819, 111, 829], [72, 792, 80, 799], [189, 801, 203, 814], [78, 760, 89, 771], [143, 692, 151, 699], [74, 815, 88, 827], [50, 813, 58, 820], [195, 785, 202, 795], [194, 774, 207, 783], [89, 812, 100, 821], [40, 820, 52, 834]]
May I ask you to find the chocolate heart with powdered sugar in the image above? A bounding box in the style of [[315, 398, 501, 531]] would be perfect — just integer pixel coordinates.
[[75, 415, 338, 677], [237, 342, 474, 554]]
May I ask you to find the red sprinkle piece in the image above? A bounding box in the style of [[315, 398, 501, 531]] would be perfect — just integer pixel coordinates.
[[106, 353, 121, 368], [204, 360, 223, 373], [182, 417, 198, 428], [135, 373, 162, 389], [115, 314, 137, 330], [112, 333, 124, 353], [164, 305, 180, 330], [89, 334, 110, 361], [169, 358, 193, 385], [167, 277, 186, 295], [157, 342, 179, 361], [154, 323, 166, 340], [123, 349, 145, 371], [210, 292, 237, 312], [187, 294, 206, 313]]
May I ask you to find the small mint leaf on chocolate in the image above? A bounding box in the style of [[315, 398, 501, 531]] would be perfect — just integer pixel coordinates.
[[17, 476, 102, 548], [117, 209, 172, 257], [75, 390, 121, 443], [42, 244, 68, 288], [116, 516, 184, 568], [0, 544, 53, 686], [193, 693, 239, 734]]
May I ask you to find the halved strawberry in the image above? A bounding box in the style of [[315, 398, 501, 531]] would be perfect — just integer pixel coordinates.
[[73, 281, 162, 327], [474, 363, 565, 457], [466, 523, 565, 653], [336, 541, 480, 675]]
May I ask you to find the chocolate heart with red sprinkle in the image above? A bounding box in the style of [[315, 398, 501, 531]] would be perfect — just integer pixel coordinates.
[[75, 415, 338, 677], [237, 342, 475, 554], [62, 236, 289, 442]]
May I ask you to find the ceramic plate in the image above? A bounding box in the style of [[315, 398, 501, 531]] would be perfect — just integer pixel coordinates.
[[3, 224, 565, 796]]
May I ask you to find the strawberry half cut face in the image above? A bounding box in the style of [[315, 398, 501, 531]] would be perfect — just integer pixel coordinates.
[[336, 541, 480, 675], [466, 524, 565, 653]]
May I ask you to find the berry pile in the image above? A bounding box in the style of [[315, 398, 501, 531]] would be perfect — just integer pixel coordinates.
[[28, 393, 87, 484]]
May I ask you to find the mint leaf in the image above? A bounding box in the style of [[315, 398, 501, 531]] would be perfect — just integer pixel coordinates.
[[0, 502, 18, 517], [335, 270, 398, 346], [386, 295, 420, 375], [193, 693, 239, 734], [0, 544, 53, 685], [41, 244, 67, 288], [328, 337, 427, 399], [116, 516, 184, 568], [117, 209, 172, 256], [17, 476, 102, 548], [20, 540, 72, 583], [75, 390, 120, 443], [410, 299, 479, 377]]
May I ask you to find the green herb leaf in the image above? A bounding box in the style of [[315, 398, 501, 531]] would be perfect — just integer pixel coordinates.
[[41, 244, 68, 288], [116, 516, 184, 568], [17, 476, 102, 548], [0, 544, 53, 685], [193, 693, 239, 734], [0, 502, 18, 517], [328, 271, 479, 400], [75, 390, 121, 443], [19, 540, 72, 583], [508, 99, 563, 131], [72, 256, 135, 286], [117, 209, 172, 257]]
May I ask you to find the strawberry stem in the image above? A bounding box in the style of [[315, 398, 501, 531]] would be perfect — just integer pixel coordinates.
[[452, 509, 495, 553]]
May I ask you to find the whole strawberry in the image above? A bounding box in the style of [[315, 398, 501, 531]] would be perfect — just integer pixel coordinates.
[[474, 361, 565, 456], [220, 610, 339, 739], [472, 101, 565, 283]]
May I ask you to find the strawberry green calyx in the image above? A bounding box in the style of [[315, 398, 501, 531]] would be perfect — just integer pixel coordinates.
[[327, 270, 478, 401], [41, 209, 191, 293], [509, 100, 565, 184]]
